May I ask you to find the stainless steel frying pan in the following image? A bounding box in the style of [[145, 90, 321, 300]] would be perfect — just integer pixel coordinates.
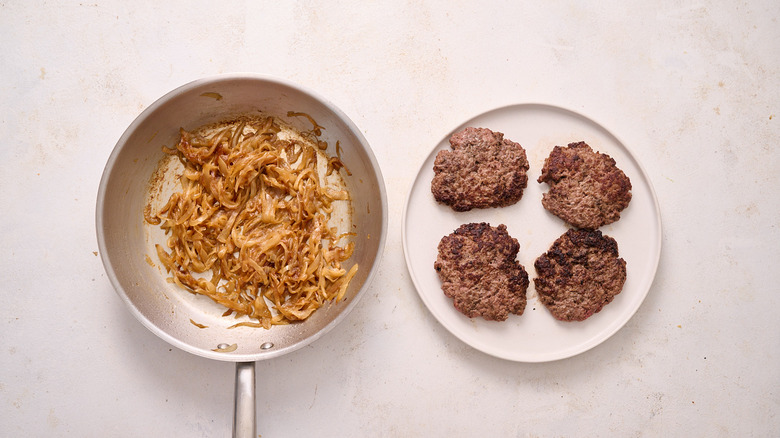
[[96, 74, 387, 437]]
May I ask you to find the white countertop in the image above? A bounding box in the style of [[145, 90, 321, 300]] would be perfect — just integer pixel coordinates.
[[2, 1, 778, 436]]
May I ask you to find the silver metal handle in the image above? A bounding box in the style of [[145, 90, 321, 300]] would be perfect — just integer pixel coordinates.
[[232, 361, 256, 438]]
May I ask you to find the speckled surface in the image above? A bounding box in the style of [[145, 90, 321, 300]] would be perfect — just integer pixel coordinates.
[[1, 1, 778, 436]]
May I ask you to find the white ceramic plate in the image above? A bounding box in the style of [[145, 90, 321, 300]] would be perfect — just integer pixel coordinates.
[[402, 104, 662, 362]]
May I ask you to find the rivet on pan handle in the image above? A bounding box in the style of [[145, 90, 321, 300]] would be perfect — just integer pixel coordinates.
[[232, 362, 256, 438]]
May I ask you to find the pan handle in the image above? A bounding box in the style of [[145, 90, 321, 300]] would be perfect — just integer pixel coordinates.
[[232, 361, 256, 438]]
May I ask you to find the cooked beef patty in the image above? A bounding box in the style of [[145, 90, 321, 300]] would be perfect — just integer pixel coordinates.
[[434, 223, 529, 321], [538, 141, 632, 229], [533, 229, 627, 322], [432, 127, 529, 212]]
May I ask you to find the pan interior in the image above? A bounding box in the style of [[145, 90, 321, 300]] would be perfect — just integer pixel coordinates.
[[97, 76, 386, 361]]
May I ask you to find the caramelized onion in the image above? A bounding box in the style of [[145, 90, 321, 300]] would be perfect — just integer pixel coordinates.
[[148, 115, 356, 328]]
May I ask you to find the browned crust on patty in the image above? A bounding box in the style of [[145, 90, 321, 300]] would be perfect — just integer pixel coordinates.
[[533, 229, 627, 322], [538, 141, 632, 229], [432, 127, 529, 212], [434, 223, 529, 321]]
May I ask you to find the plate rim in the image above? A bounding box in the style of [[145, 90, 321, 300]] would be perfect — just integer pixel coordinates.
[[401, 102, 663, 362]]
